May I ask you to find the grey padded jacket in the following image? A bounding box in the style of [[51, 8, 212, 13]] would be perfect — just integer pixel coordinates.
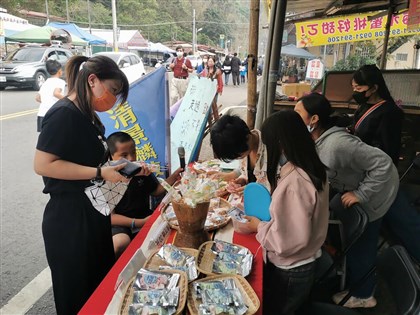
[[315, 126, 399, 221]]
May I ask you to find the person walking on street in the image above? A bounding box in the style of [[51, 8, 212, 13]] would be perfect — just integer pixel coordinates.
[[231, 53, 241, 86], [169, 46, 193, 105], [196, 54, 208, 74], [222, 56, 232, 85], [35, 60, 66, 132]]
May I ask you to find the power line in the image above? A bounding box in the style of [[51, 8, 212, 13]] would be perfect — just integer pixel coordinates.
[[66, 19, 250, 28]]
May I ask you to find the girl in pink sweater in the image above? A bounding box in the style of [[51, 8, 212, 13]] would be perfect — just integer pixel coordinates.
[[240, 110, 329, 315]]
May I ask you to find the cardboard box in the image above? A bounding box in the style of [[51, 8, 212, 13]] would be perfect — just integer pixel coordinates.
[[282, 83, 312, 99], [282, 83, 299, 98], [297, 83, 311, 98]]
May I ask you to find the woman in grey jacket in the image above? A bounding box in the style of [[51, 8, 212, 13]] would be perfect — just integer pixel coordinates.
[[294, 93, 399, 309]]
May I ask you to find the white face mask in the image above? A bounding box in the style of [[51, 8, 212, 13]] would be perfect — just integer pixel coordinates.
[[306, 117, 315, 133], [307, 124, 314, 133], [176, 51, 183, 57], [203, 59, 208, 63]]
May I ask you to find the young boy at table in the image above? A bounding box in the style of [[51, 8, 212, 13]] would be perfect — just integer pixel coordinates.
[[107, 132, 181, 258]]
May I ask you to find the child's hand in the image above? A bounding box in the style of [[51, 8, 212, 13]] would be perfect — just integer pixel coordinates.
[[135, 163, 151, 177], [226, 178, 246, 194]]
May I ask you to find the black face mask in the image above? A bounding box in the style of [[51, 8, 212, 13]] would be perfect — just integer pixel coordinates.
[[352, 90, 370, 104]]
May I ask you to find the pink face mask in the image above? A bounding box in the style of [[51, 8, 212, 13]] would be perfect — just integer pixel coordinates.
[[92, 81, 117, 112]]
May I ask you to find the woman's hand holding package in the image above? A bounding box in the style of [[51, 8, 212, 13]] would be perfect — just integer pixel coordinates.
[[233, 214, 261, 234], [101, 164, 130, 183]]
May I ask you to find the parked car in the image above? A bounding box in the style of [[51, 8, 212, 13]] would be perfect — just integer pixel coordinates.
[[162, 56, 176, 71], [94, 52, 146, 84], [0, 45, 73, 90], [186, 55, 200, 69]]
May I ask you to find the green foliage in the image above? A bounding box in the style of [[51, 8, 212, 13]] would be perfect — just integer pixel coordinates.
[[332, 55, 377, 71], [332, 41, 377, 71], [2, 0, 250, 49]]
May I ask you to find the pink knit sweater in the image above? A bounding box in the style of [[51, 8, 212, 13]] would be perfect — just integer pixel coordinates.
[[256, 162, 329, 267]]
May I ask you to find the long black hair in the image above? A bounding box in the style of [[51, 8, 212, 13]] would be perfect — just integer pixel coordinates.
[[299, 93, 350, 129], [65, 55, 129, 126], [352, 64, 393, 101], [261, 110, 326, 192]]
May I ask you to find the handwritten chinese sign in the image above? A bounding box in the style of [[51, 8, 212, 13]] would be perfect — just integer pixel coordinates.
[[296, 11, 420, 47], [306, 59, 324, 80], [98, 67, 168, 176], [170, 76, 217, 170]]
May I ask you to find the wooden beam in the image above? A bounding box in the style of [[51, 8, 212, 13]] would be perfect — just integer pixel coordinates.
[[246, 0, 260, 129]]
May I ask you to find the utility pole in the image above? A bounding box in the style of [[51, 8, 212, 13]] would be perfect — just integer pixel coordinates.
[[87, 0, 92, 33], [111, 0, 118, 51], [247, 0, 259, 129], [192, 9, 196, 55], [66, 0, 70, 23], [45, 0, 49, 25], [111, 0, 118, 52]]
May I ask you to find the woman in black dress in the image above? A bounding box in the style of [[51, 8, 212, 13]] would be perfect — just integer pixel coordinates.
[[34, 55, 132, 314]]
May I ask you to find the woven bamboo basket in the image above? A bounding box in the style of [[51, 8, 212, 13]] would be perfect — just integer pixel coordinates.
[[161, 198, 232, 232], [118, 269, 188, 315], [187, 274, 260, 315], [196, 241, 252, 276]]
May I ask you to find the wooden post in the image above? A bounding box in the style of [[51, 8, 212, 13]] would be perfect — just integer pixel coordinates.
[[380, 4, 394, 69], [247, 0, 260, 129]]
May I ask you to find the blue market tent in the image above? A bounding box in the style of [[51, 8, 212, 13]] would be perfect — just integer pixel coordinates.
[[47, 22, 106, 45], [281, 44, 316, 59]]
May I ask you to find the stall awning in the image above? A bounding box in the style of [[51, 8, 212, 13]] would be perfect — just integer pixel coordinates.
[[281, 44, 316, 59], [48, 22, 106, 45]]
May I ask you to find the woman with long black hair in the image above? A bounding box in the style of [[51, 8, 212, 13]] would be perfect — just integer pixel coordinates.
[[294, 93, 399, 309], [237, 110, 329, 315], [351, 64, 403, 165]]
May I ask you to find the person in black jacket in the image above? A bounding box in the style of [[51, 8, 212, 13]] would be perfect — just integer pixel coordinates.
[[230, 53, 242, 86], [351, 64, 403, 165], [222, 56, 232, 85], [351, 65, 420, 267]]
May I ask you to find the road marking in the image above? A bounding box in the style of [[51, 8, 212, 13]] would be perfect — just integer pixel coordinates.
[[0, 267, 52, 315], [0, 109, 38, 121]]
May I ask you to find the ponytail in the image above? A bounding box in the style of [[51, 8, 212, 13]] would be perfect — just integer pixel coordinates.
[[65, 55, 89, 95]]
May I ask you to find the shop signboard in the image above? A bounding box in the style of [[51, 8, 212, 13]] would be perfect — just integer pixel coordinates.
[[296, 11, 420, 47], [306, 59, 324, 80]]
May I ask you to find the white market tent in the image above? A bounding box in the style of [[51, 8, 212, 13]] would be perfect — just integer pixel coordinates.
[[0, 9, 38, 41], [148, 42, 175, 54], [87, 29, 148, 49]]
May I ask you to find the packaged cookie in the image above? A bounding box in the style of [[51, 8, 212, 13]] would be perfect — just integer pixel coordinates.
[[133, 269, 179, 291]]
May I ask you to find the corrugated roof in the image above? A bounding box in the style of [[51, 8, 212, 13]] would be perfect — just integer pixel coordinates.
[[285, 0, 409, 22]]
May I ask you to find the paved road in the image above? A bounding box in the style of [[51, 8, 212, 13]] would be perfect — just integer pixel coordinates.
[[0, 88, 54, 314], [0, 77, 249, 314]]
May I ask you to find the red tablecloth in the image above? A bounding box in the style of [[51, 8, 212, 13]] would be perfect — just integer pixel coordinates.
[[79, 204, 263, 314]]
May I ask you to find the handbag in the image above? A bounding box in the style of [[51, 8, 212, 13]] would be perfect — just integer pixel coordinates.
[[84, 161, 129, 216]]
